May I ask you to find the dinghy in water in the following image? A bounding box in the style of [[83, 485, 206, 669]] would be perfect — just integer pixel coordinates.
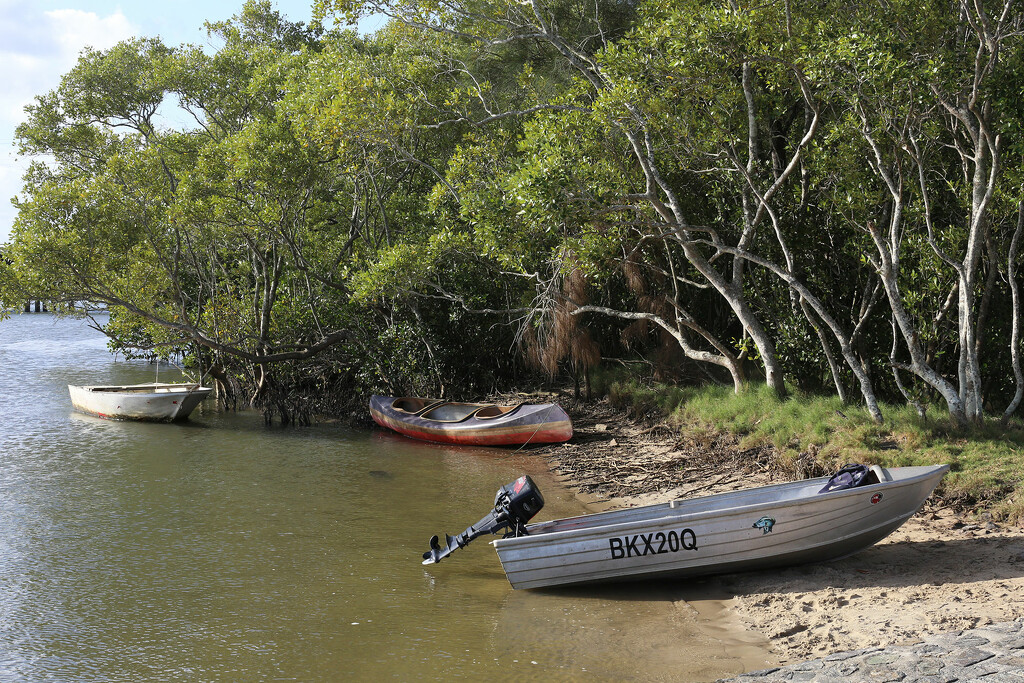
[[370, 395, 572, 446], [68, 383, 212, 422], [421, 464, 948, 590]]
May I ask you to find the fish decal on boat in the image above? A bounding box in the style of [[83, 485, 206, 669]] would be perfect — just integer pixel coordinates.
[[752, 516, 776, 534]]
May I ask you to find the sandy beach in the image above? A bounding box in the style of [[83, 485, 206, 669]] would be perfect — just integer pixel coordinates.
[[722, 506, 1024, 664], [542, 398, 1024, 666]]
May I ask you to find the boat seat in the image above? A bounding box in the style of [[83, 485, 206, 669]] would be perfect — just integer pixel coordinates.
[[870, 464, 892, 482], [421, 403, 485, 422], [474, 405, 519, 419], [392, 397, 441, 414]]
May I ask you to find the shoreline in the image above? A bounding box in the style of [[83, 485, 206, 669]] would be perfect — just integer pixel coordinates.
[[538, 398, 1024, 667]]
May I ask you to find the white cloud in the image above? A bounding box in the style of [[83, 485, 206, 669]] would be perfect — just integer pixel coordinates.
[[44, 8, 135, 55], [0, 4, 138, 243]]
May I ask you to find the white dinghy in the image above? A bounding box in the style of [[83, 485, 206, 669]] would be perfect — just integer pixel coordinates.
[[68, 383, 212, 422], [421, 464, 948, 590]]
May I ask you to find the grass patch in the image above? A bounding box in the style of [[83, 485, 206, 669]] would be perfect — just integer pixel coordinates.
[[600, 374, 1024, 522]]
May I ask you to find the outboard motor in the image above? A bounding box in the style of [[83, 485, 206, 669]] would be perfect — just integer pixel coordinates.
[[422, 475, 544, 565]]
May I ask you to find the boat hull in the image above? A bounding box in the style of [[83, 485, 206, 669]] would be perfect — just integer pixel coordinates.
[[494, 465, 948, 589], [68, 383, 212, 422], [370, 395, 572, 446]]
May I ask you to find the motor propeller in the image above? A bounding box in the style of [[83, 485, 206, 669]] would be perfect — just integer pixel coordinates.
[[422, 475, 545, 565]]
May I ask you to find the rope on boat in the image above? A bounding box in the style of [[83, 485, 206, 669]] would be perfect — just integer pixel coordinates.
[[162, 357, 212, 399], [512, 403, 555, 453]]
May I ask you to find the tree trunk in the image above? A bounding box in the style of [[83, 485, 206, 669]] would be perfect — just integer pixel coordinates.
[[801, 299, 848, 404], [572, 304, 747, 393], [1003, 201, 1024, 426], [868, 221, 968, 427]]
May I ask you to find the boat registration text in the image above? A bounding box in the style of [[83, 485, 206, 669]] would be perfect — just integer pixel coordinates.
[[608, 529, 698, 560]]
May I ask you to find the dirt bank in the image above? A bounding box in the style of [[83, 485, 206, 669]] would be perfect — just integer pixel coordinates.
[[538, 398, 1024, 665]]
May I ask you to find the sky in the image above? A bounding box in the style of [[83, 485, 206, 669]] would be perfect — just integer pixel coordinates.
[[0, 0, 348, 245]]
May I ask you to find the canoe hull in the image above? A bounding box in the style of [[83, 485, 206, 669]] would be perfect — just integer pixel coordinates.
[[69, 383, 212, 422], [370, 395, 572, 446], [494, 465, 948, 589]]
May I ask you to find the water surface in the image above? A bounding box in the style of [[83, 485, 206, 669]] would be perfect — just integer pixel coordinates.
[[0, 313, 770, 681]]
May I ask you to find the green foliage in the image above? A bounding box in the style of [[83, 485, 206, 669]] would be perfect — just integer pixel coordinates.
[[5, 0, 1024, 436]]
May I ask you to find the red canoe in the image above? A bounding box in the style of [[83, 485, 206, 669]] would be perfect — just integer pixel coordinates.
[[369, 395, 573, 446]]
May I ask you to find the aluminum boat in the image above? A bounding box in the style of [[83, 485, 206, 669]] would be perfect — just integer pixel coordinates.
[[421, 464, 949, 589]]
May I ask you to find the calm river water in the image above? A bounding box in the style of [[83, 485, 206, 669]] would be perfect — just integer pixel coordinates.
[[0, 313, 771, 681]]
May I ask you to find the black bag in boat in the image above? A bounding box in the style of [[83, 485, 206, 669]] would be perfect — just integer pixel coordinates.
[[818, 463, 880, 493]]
